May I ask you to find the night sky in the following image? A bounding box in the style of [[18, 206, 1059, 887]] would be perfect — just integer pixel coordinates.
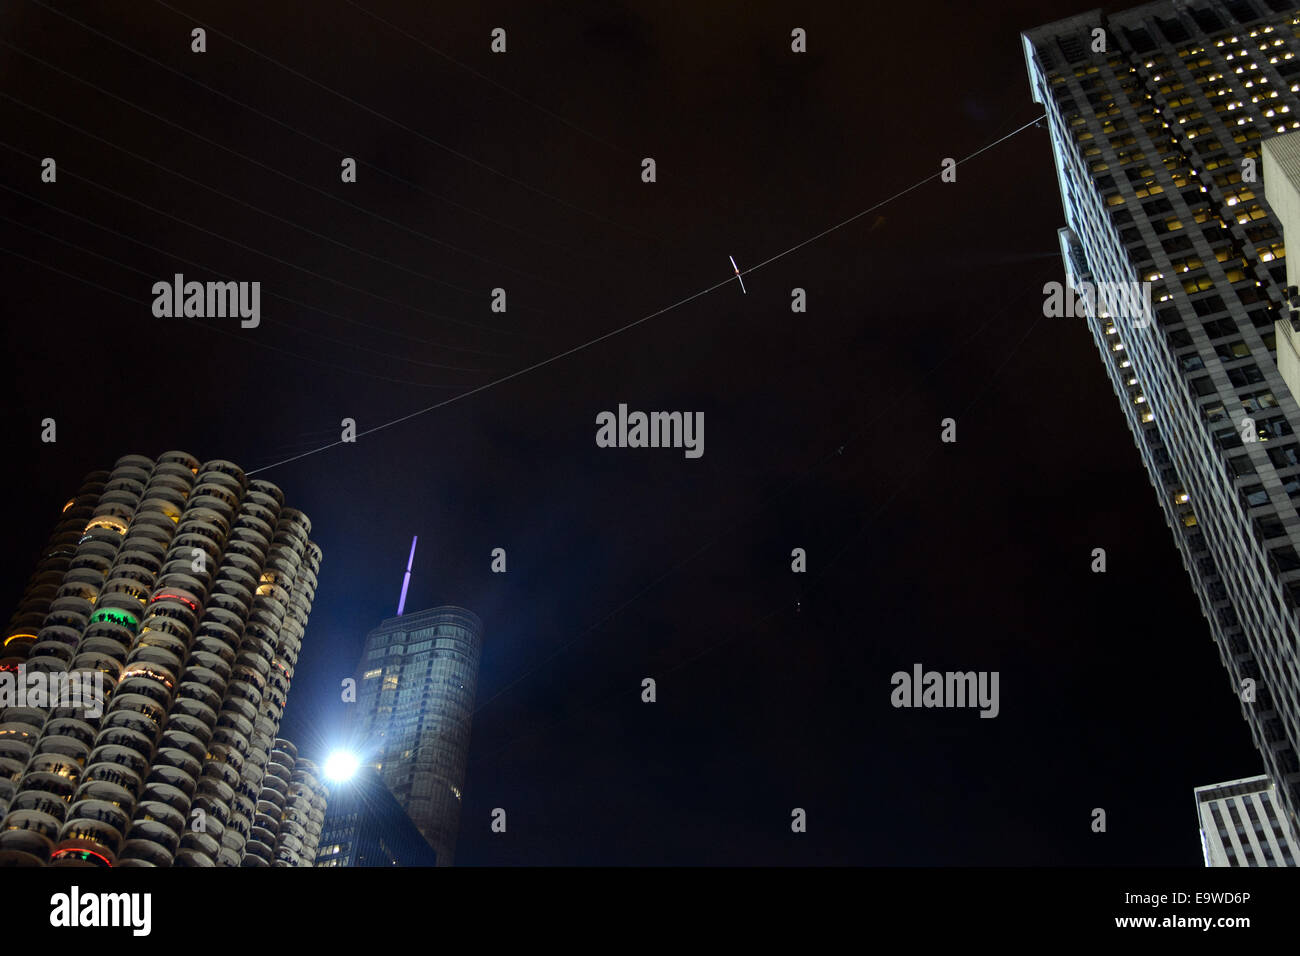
[[0, 0, 1260, 865]]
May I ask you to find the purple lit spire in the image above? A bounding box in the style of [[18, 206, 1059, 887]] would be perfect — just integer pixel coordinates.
[[396, 535, 417, 616]]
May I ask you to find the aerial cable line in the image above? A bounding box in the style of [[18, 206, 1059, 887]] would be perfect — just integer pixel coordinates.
[[16, 0, 606, 267], [247, 114, 1046, 476]]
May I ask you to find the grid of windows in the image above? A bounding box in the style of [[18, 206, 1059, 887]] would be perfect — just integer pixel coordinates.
[[1026, 1, 1300, 842], [1196, 775, 1300, 865], [352, 606, 482, 865]]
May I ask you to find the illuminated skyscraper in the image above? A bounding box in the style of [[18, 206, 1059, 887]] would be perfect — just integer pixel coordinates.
[[1024, 1, 1300, 837], [1196, 774, 1299, 865], [0, 451, 323, 866], [355, 605, 482, 866]]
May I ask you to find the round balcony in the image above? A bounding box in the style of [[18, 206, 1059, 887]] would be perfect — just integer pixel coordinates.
[[116, 837, 173, 867]]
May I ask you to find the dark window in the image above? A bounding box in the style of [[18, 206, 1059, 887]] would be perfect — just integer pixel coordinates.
[[1204, 317, 1238, 338], [1227, 365, 1265, 387], [1194, 296, 1228, 318], [1268, 445, 1300, 469], [1243, 485, 1269, 507]]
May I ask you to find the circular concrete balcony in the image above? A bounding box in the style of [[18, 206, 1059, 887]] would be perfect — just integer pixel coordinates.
[[116, 837, 173, 867], [0, 822, 54, 861], [50, 836, 117, 867], [84, 744, 149, 781], [80, 762, 143, 800], [72, 777, 134, 810], [169, 697, 217, 730]]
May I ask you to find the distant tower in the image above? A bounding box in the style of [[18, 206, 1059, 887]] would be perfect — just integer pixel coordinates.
[[355, 551, 482, 865]]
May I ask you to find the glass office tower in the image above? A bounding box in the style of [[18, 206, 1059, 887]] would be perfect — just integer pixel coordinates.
[[355, 605, 482, 866], [1023, 1, 1300, 837]]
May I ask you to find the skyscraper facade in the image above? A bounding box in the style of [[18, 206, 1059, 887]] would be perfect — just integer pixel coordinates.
[[354, 605, 482, 866], [1196, 774, 1300, 865], [0, 451, 324, 866], [315, 765, 439, 867], [1023, 1, 1300, 837]]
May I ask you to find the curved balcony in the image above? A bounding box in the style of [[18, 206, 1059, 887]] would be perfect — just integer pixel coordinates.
[[34, 734, 90, 766], [72, 777, 135, 810], [196, 773, 235, 807], [208, 730, 251, 765], [141, 599, 197, 634], [158, 725, 205, 761], [202, 606, 245, 635], [0, 823, 54, 860], [177, 680, 222, 714], [79, 761, 142, 798], [116, 837, 173, 867], [101, 695, 164, 733], [134, 625, 188, 662], [54, 827, 121, 864], [196, 459, 245, 485], [99, 708, 156, 741], [8, 789, 69, 823], [174, 842, 217, 863], [1, 808, 62, 842], [188, 642, 236, 675], [216, 558, 258, 588], [127, 812, 182, 854], [169, 696, 217, 729], [124, 645, 183, 680], [145, 765, 197, 801], [206, 593, 249, 617], [95, 726, 153, 761], [232, 512, 273, 541], [246, 479, 283, 505], [84, 744, 148, 780], [49, 836, 116, 867], [113, 676, 173, 712], [48, 593, 94, 622], [222, 539, 266, 565], [87, 606, 139, 635], [151, 746, 201, 782]]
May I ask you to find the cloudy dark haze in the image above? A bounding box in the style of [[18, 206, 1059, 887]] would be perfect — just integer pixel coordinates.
[[0, 0, 1280, 905]]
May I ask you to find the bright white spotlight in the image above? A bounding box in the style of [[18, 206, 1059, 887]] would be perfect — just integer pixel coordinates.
[[324, 750, 360, 782]]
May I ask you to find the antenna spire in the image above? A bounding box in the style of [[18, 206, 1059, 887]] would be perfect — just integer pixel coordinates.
[[397, 535, 417, 616]]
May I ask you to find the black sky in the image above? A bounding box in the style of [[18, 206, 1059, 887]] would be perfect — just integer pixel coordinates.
[[0, 0, 1260, 865]]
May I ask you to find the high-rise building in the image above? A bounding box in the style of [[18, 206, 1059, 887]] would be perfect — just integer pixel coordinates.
[[1196, 774, 1300, 865], [354, 605, 482, 866], [243, 739, 328, 867], [1023, 2, 1300, 837], [0, 451, 324, 866], [315, 765, 439, 867]]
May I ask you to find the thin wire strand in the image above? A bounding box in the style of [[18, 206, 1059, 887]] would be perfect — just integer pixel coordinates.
[[0, 59, 574, 307], [247, 114, 1045, 476], [0, 138, 525, 340], [13, 0, 605, 266], [0, 213, 488, 379], [145, 0, 660, 242], [0, 182, 507, 362], [339, 0, 629, 154], [0, 245, 471, 390]]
